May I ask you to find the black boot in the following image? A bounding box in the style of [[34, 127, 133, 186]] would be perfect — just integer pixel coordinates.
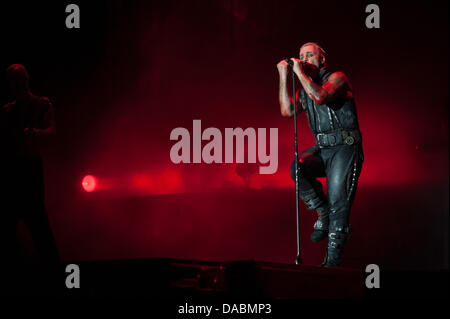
[[322, 222, 351, 267], [299, 189, 330, 243], [310, 204, 329, 242]]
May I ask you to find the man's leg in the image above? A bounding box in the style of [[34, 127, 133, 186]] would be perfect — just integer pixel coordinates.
[[0, 160, 23, 295], [0, 212, 21, 295], [22, 157, 61, 294], [322, 144, 363, 267], [290, 146, 329, 242]]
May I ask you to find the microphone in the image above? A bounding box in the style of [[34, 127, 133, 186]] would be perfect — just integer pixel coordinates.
[[285, 58, 294, 66]]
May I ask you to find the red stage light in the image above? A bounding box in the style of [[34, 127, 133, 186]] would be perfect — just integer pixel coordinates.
[[131, 174, 152, 190], [82, 175, 98, 192]]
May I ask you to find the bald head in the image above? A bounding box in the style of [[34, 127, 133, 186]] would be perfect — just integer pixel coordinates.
[[299, 42, 326, 69], [6, 64, 30, 97]]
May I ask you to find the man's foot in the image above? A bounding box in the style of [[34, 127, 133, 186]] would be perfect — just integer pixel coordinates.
[[321, 224, 351, 267], [310, 219, 328, 242], [321, 250, 341, 267]]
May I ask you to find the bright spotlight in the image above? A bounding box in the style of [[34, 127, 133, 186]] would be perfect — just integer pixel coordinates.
[[82, 175, 98, 192]]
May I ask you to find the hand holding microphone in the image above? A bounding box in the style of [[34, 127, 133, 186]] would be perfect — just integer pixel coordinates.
[[285, 58, 294, 67], [288, 58, 306, 74], [277, 58, 296, 76], [281, 58, 319, 80], [278, 58, 304, 73]]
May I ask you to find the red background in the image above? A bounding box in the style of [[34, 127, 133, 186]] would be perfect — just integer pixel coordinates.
[[0, 0, 448, 269]]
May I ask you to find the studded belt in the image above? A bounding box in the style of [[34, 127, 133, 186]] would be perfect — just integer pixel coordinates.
[[315, 129, 361, 148]]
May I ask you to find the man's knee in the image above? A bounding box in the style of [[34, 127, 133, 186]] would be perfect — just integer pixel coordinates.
[[290, 160, 296, 181], [290, 159, 304, 182]]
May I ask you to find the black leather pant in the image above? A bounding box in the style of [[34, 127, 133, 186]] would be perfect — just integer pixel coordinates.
[[290, 143, 364, 264], [291, 143, 363, 222]]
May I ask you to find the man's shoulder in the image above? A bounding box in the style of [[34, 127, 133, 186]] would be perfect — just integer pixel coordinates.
[[326, 71, 350, 83]]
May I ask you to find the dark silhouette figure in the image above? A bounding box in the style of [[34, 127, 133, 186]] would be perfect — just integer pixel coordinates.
[[0, 64, 60, 295]]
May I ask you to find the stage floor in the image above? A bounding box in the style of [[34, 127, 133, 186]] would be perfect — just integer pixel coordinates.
[[3, 258, 448, 299]]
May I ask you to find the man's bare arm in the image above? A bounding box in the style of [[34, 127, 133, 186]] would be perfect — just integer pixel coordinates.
[[279, 74, 294, 117], [291, 59, 351, 105], [277, 60, 301, 117]]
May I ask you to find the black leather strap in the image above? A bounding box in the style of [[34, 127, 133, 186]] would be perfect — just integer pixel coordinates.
[[315, 129, 361, 147]]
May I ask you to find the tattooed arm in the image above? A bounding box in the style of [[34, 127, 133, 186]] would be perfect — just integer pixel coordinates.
[[291, 59, 352, 105], [277, 59, 302, 117]]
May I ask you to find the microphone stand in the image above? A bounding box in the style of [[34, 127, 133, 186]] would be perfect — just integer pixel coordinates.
[[287, 59, 302, 265]]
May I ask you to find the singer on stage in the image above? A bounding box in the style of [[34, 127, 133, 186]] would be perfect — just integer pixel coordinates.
[[277, 42, 364, 267]]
